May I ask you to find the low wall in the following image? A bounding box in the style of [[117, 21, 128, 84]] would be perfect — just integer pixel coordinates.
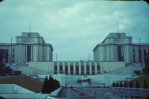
[[37, 74, 131, 87], [65, 74, 131, 86]]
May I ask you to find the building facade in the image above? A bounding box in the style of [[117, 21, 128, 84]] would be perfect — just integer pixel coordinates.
[[93, 33, 149, 64], [0, 32, 53, 65], [1, 32, 149, 75]]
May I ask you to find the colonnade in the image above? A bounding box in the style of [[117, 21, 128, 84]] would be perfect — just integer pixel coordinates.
[[53, 61, 100, 75]]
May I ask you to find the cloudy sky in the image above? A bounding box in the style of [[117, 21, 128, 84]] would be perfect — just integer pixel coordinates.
[[0, 0, 149, 61]]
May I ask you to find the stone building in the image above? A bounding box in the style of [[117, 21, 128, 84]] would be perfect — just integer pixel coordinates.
[[1, 32, 149, 75], [93, 33, 149, 65], [0, 32, 53, 65]]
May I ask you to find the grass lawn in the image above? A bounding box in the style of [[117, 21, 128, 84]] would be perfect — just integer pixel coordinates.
[[0, 76, 43, 93]]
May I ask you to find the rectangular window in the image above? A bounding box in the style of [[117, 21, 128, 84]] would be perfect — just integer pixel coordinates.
[[87, 65, 89, 71], [70, 65, 73, 71], [92, 65, 95, 71], [133, 54, 136, 63], [133, 49, 136, 63], [70, 65, 73, 75], [60, 65, 62, 70], [27, 46, 31, 62], [54, 65, 57, 74], [81, 65, 84, 70], [81, 65, 84, 74], [139, 49, 142, 63], [144, 49, 146, 63], [59, 65, 63, 73], [97, 65, 100, 73], [86, 65, 89, 74], [76, 65, 79, 75], [117, 46, 122, 61], [65, 66, 68, 74], [133, 49, 135, 54], [54, 65, 57, 71], [92, 65, 95, 75], [65, 65, 68, 71], [6, 49, 8, 63], [76, 65, 79, 71]]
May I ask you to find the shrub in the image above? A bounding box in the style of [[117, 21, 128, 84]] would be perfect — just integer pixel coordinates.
[[112, 81, 115, 87], [42, 75, 60, 93], [135, 80, 140, 88], [143, 79, 148, 89], [124, 81, 127, 88], [129, 81, 133, 88], [120, 81, 123, 87]]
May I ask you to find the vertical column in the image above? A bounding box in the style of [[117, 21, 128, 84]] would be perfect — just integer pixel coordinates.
[[94, 50, 97, 61], [111, 45, 114, 61], [84, 62, 86, 74], [57, 62, 59, 74], [89, 62, 92, 75], [39, 45, 42, 61], [141, 46, 144, 64], [100, 61, 104, 74], [49, 46, 52, 61], [135, 47, 139, 63], [73, 62, 76, 75], [47, 46, 50, 61], [129, 45, 133, 63], [133, 47, 136, 63], [97, 48, 100, 61], [63, 62, 65, 74], [68, 62, 70, 75], [95, 63, 97, 74], [125, 45, 131, 63], [14, 45, 17, 63], [79, 62, 81, 75], [100, 46, 105, 61], [106, 45, 110, 61], [35, 45, 38, 61], [20, 45, 25, 63]]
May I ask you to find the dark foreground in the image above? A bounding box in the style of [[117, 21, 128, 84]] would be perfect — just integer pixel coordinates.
[[58, 87, 149, 99]]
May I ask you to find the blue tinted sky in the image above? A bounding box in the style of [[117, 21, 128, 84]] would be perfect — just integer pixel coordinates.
[[0, 0, 149, 61]]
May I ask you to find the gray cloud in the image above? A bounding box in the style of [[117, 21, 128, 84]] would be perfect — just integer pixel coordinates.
[[0, 0, 149, 61]]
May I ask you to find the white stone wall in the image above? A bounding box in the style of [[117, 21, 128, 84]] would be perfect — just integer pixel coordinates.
[[10, 66, 49, 75], [100, 62, 125, 74], [29, 62, 54, 74]]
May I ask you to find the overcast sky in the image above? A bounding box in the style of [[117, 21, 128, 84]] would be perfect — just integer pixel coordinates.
[[0, 0, 149, 61]]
